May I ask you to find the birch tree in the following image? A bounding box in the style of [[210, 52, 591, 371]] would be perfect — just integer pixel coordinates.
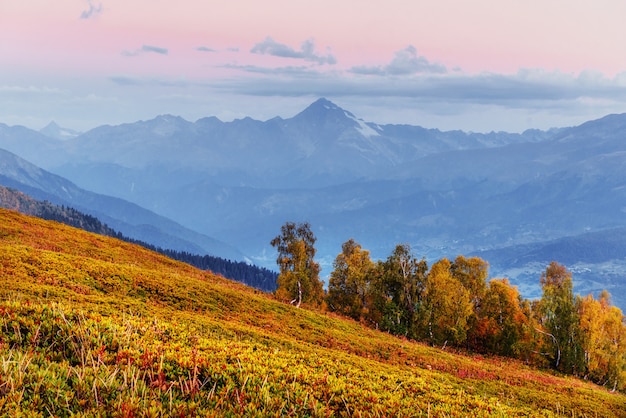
[[271, 222, 323, 307]]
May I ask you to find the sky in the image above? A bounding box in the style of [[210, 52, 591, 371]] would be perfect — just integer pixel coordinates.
[[2, 0, 626, 132]]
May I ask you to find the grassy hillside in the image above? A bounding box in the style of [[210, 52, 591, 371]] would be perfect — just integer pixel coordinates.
[[0, 208, 624, 416], [0, 185, 278, 292]]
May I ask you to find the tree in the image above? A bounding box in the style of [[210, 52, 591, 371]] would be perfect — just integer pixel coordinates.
[[537, 262, 584, 374], [450, 256, 488, 307], [451, 256, 489, 350], [370, 244, 427, 337], [422, 258, 473, 347], [578, 291, 626, 391], [270, 222, 324, 307], [475, 278, 530, 357], [327, 239, 375, 321], [602, 303, 626, 391]]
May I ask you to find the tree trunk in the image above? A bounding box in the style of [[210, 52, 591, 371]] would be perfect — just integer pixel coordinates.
[[536, 328, 560, 368], [290, 281, 302, 308]]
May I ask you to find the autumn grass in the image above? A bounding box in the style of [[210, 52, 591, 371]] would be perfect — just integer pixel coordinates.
[[0, 208, 625, 416]]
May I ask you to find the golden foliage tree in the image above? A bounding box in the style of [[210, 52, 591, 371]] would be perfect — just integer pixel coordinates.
[[327, 239, 375, 320], [474, 278, 532, 357], [270, 222, 324, 308], [537, 262, 584, 374], [451, 256, 488, 306], [578, 291, 626, 391], [422, 258, 473, 347]]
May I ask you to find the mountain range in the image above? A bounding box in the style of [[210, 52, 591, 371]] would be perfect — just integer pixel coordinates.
[[1, 98, 625, 309]]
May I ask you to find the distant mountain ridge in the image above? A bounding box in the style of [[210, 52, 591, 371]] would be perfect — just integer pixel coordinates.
[[39, 121, 81, 140], [1, 98, 555, 189], [0, 148, 244, 261], [1, 99, 626, 309]]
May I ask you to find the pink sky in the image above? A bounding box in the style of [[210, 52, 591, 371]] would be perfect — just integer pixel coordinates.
[[2, 0, 626, 131]]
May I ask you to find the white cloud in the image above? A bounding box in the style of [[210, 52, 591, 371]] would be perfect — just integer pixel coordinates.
[[251, 37, 336, 65], [80, 0, 103, 20], [0, 85, 65, 94], [350, 46, 446, 75]]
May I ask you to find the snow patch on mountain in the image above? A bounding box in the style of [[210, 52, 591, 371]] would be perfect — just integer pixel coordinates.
[[354, 119, 380, 138]]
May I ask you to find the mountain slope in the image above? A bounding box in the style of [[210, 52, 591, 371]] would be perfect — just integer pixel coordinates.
[[0, 148, 244, 261], [0, 185, 277, 291], [0, 208, 624, 416]]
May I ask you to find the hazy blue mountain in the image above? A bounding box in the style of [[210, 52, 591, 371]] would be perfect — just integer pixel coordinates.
[[0, 148, 243, 261], [6, 98, 548, 190], [1, 99, 626, 310], [39, 121, 81, 140], [0, 123, 60, 163]]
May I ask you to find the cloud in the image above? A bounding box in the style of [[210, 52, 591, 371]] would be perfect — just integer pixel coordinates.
[[121, 44, 169, 57], [350, 46, 446, 76], [108, 75, 188, 88], [387, 46, 447, 75], [108, 76, 142, 86], [220, 63, 326, 78], [196, 46, 216, 52], [211, 67, 626, 108], [80, 0, 103, 19], [201, 68, 626, 132], [141, 45, 168, 55], [0, 85, 65, 94], [251, 37, 336, 65]]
